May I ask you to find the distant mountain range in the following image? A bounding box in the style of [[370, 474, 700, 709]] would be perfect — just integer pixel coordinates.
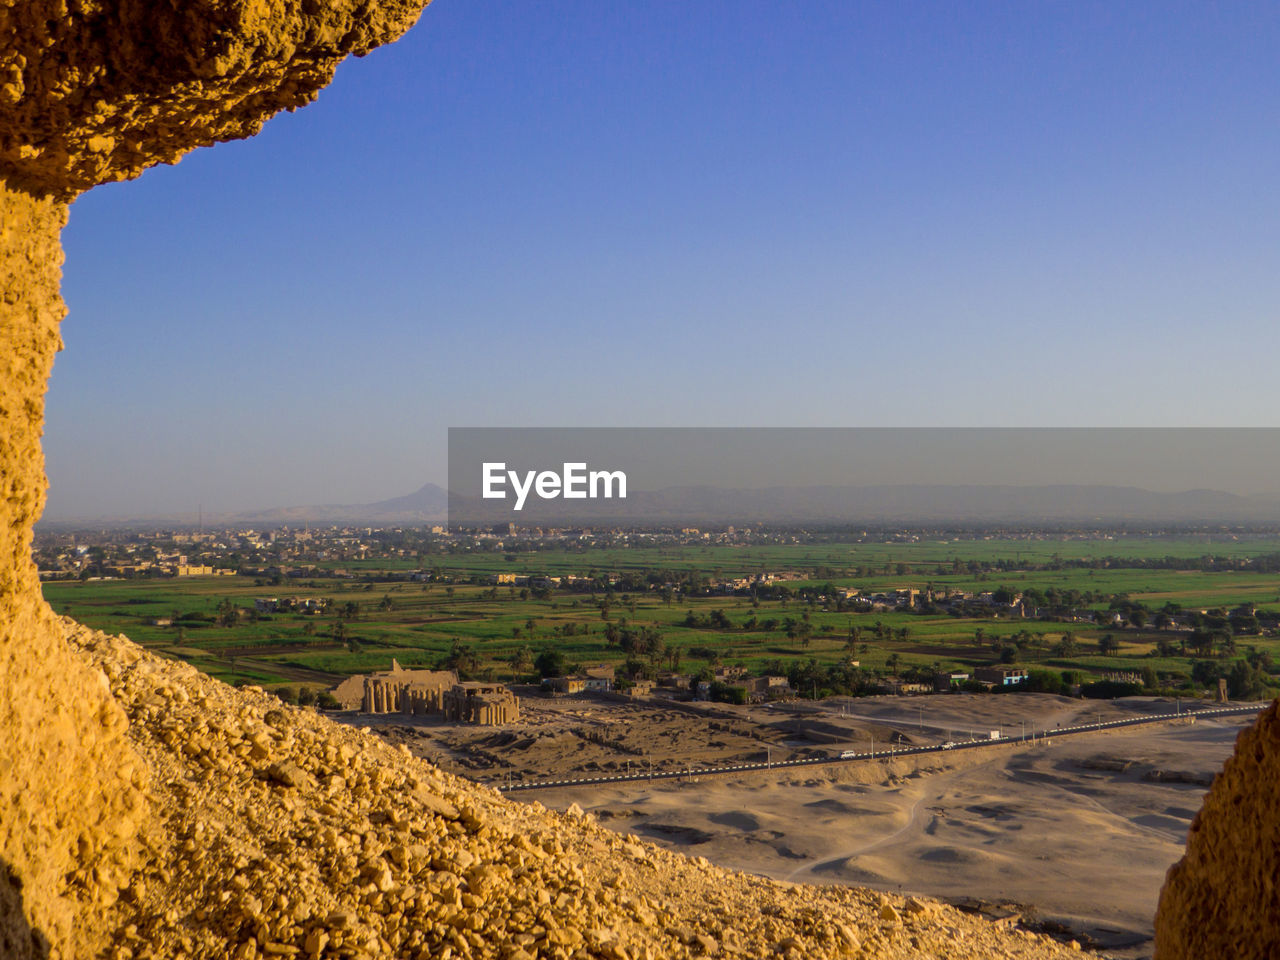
[[239, 483, 450, 523], [447, 483, 1280, 525], [40, 481, 1280, 529], [229, 482, 1280, 526]]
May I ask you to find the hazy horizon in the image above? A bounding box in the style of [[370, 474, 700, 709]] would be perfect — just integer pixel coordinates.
[[40, 425, 1280, 525], [44, 1, 1280, 518]]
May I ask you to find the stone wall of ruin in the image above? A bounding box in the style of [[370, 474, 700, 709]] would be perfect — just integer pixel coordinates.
[[360, 675, 451, 715], [442, 686, 520, 725]]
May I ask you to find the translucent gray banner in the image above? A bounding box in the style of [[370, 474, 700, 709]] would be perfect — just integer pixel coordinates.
[[447, 428, 1280, 528]]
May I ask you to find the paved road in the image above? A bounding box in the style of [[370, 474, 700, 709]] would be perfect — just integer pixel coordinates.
[[490, 703, 1265, 793]]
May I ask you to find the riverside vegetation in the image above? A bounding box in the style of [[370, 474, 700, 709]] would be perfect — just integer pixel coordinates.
[[40, 531, 1280, 705]]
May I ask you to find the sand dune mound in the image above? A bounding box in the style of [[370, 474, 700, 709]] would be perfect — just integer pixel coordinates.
[[707, 812, 763, 832], [812, 857, 894, 886], [916, 846, 1000, 867], [804, 798, 884, 817]]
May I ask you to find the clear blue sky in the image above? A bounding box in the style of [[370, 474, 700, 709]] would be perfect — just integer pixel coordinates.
[[45, 0, 1280, 519]]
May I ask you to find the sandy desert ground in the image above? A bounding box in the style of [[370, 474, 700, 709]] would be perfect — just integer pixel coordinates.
[[356, 693, 1257, 957], [529, 712, 1251, 958]]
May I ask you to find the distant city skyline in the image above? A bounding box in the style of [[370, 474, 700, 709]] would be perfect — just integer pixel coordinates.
[[44, 1, 1280, 518]]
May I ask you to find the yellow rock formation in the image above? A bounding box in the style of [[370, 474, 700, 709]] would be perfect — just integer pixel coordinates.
[[1, 3, 425, 955], [0, 0, 426, 198], [0, 178, 149, 960], [1154, 700, 1280, 959]]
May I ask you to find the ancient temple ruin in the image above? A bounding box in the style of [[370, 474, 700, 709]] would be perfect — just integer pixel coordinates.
[[331, 659, 457, 714], [331, 663, 518, 724], [443, 682, 521, 726], [361, 663, 457, 715]]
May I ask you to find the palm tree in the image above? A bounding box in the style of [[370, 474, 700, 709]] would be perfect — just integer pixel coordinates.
[[508, 645, 533, 680]]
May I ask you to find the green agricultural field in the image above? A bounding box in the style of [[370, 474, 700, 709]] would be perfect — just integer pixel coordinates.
[[40, 535, 1280, 701]]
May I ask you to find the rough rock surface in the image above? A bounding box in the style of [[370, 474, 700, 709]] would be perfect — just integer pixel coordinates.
[[70, 620, 1084, 960], [0, 0, 427, 198], [0, 178, 148, 960], [1, 2, 426, 956], [1153, 701, 1280, 959]]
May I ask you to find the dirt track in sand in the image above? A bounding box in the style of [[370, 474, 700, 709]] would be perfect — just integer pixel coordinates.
[[524, 703, 1252, 960]]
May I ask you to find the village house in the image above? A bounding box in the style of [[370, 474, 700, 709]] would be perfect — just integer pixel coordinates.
[[974, 666, 1029, 687]]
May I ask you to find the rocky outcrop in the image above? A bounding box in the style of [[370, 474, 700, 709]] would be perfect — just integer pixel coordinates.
[[69, 621, 1084, 960], [0, 178, 148, 960], [1153, 701, 1280, 959], [1, 2, 425, 955], [0, 0, 427, 198]]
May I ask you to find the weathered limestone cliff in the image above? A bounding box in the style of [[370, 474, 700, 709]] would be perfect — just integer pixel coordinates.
[[0, 2, 1270, 959], [1153, 700, 1280, 959], [0, 0, 426, 197], [0, 178, 146, 960], [1, 2, 424, 955]]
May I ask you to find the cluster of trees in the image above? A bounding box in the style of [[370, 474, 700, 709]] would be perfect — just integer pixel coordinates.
[[1187, 649, 1278, 700], [261, 685, 340, 710], [681, 609, 735, 630]]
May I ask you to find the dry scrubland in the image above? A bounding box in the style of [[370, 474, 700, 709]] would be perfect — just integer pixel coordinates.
[[378, 693, 1214, 785]]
